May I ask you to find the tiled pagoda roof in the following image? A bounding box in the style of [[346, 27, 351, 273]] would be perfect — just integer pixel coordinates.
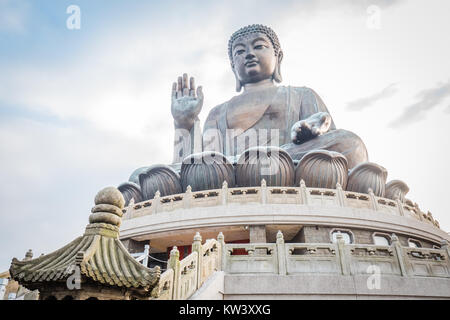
[[9, 187, 160, 294]]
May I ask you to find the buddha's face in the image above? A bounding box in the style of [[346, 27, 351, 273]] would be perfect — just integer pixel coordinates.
[[231, 32, 278, 85]]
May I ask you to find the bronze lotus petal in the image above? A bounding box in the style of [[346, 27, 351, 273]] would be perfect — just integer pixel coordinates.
[[118, 181, 143, 206], [236, 146, 295, 187], [347, 162, 388, 196], [295, 150, 348, 189], [385, 180, 410, 203], [138, 164, 182, 200], [181, 151, 235, 192]]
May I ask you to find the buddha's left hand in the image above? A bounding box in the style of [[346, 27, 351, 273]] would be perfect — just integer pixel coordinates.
[[291, 112, 332, 144]]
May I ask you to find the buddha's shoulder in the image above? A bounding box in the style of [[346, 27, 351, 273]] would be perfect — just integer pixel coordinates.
[[285, 85, 320, 97], [205, 102, 227, 124], [205, 93, 242, 121]]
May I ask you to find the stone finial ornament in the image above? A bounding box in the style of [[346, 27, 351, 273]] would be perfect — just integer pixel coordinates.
[[385, 180, 410, 203], [138, 164, 182, 200], [180, 151, 235, 192], [118, 181, 143, 206], [295, 150, 348, 189], [346, 162, 388, 196], [193, 232, 202, 242], [235, 146, 295, 187], [24, 249, 33, 261], [89, 186, 125, 227]]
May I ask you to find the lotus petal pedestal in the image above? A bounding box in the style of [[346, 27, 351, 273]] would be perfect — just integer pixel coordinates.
[[347, 162, 388, 196], [236, 146, 295, 187], [295, 150, 348, 189], [181, 151, 235, 192]]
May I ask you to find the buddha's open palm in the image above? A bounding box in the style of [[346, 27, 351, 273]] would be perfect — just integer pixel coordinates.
[[291, 112, 332, 144], [171, 73, 203, 130]]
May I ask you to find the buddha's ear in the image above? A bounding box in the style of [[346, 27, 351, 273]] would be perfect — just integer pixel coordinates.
[[273, 50, 283, 83], [233, 67, 243, 92]]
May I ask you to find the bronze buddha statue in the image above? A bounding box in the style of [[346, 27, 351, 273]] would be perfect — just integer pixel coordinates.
[[118, 24, 404, 202]]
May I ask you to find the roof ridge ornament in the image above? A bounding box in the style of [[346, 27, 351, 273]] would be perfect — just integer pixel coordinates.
[[85, 187, 125, 237]]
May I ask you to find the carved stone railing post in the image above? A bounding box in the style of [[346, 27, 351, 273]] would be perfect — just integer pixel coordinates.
[[392, 234, 407, 277], [192, 232, 203, 289], [336, 183, 345, 207], [216, 232, 224, 272], [336, 234, 349, 275], [125, 198, 135, 219], [415, 203, 424, 221], [396, 198, 405, 216], [221, 181, 228, 205], [368, 188, 379, 211], [440, 240, 450, 268], [153, 190, 161, 213], [300, 179, 308, 205], [218, 232, 227, 272], [168, 246, 181, 300], [276, 231, 287, 275], [260, 179, 267, 204], [183, 186, 192, 209]]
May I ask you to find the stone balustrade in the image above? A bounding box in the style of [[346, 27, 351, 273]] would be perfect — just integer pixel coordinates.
[[153, 232, 222, 300], [122, 180, 440, 229], [152, 231, 449, 300], [223, 232, 450, 279]]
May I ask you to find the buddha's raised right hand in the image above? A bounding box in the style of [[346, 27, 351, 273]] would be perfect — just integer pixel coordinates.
[[171, 73, 203, 130]]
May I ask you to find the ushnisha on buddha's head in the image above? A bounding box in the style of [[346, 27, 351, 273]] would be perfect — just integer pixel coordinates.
[[228, 24, 283, 92]]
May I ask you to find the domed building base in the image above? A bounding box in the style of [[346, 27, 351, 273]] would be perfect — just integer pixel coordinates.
[[118, 180, 450, 300]]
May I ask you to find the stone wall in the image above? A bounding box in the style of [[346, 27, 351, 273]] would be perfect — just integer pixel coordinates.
[[223, 274, 450, 300]]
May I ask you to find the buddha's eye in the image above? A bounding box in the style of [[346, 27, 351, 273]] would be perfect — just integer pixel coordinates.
[[254, 45, 264, 50], [234, 49, 245, 56]]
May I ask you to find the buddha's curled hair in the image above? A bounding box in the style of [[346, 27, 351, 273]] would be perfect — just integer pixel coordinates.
[[228, 24, 281, 67]]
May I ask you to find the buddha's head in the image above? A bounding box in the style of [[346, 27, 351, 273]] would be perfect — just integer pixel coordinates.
[[228, 24, 283, 92]]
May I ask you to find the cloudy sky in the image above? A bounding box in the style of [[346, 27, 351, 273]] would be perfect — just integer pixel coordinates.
[[1, 0, 450, 271]]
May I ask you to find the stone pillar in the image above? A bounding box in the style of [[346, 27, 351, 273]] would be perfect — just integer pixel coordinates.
[[276, 231, 287, 275], [183, 186, 192, 209], [153, 190, 161, 213], [192, 232, 203, 290], [440, 240, 450, 269], [336, 234, 350, 275], [168, 246, 180, 300], [368, 188, 379, 211], [299, 179, 308, 205], [392, 234, 407, 277], [143, 244, 149, 267], [336, 183, 346, 207], [260, 179, 267, 204], [250, 225, 267, 255], [396, 198, 405, 216], [221, 181, 228, 205], [217, 232, 226, 272], [249, 225, 266, 243]]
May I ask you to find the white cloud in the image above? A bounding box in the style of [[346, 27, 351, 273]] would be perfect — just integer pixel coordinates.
[[0, 0, 29, 33]]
